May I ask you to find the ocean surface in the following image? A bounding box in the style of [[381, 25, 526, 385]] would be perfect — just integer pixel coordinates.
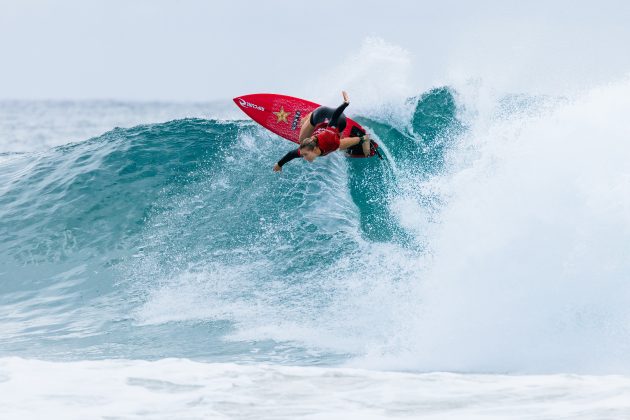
[[2, 80, 630, 418]]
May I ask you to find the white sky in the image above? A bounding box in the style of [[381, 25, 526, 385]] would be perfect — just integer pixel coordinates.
[[1, 0, 629, 101]]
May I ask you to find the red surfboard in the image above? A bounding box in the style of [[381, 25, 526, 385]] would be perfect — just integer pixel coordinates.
[[233, 93, 378, 158]]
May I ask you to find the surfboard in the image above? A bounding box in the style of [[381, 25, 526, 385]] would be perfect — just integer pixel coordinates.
[[233, 93, 378, 158]]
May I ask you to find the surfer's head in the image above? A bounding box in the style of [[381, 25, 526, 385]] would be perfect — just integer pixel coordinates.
[[299, 136, 321, 161]]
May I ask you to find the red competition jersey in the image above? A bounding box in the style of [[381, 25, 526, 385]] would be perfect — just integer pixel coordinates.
[[313, 123, 340, 156]]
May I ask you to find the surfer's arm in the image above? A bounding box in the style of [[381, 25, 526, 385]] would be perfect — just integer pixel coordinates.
[[274, 148, 301, 171], [339, 137, 360, 150], [339, 134, 371, 157], [339, 133, 370, 149]]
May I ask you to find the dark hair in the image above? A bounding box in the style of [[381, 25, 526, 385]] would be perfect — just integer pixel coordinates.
[[299, 136, 318, 151]]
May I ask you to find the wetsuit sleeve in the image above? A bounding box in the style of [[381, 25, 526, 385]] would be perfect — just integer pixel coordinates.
[[329, 101, 349, 129], [277, 148, 301, 167]]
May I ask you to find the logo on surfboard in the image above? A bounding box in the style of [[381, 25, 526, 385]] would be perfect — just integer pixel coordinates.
[[291, 110, 301, 130], [273, 107, 290, 123], [237, 98, 265, 112]]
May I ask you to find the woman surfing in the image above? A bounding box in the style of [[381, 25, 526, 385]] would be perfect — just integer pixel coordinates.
[[273, 91, 372, 171]]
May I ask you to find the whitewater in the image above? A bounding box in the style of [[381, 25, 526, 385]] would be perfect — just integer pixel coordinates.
[[2, 44, 630, 418]]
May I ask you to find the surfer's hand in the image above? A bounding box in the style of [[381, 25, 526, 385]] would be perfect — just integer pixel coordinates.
[[273, 163, 282, 172], [342, 91, 349, 104], [362, 134, 371, 157]]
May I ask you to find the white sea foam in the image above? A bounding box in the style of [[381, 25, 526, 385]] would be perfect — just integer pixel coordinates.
[[1, 357, 630, 419], [381, 76, 630, 373]]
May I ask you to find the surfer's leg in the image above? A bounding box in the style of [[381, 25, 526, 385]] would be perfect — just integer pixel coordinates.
[[300, 107, 331, 141], [310, 106, 335, 125], [328, 102, 349, 133], [335, 114, 347, 133], [307, 105, 347, 135], [326, 113, 347, 134], [298, 112, 315, 141]]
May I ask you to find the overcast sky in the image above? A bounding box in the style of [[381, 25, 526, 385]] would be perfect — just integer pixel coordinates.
[[1, 0, 629, 101]]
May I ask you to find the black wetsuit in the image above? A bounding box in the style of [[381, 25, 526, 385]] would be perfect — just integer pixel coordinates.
[[310, 103, 348, 132], [277, 101, 349, 168]]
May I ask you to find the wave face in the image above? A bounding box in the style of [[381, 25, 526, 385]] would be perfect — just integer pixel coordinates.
[[2, 80, 630, 373]]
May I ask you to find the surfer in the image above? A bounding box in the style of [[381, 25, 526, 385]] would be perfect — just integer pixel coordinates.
[[273, 91, 372, 171]]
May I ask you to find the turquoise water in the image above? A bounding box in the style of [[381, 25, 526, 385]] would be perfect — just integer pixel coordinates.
[[0, 89, 460, 364], [3, 82, 630, 377]]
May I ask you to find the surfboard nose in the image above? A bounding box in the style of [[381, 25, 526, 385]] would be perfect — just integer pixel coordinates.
[[232, 94, 267, 113], [233, 96, 246, 108]]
